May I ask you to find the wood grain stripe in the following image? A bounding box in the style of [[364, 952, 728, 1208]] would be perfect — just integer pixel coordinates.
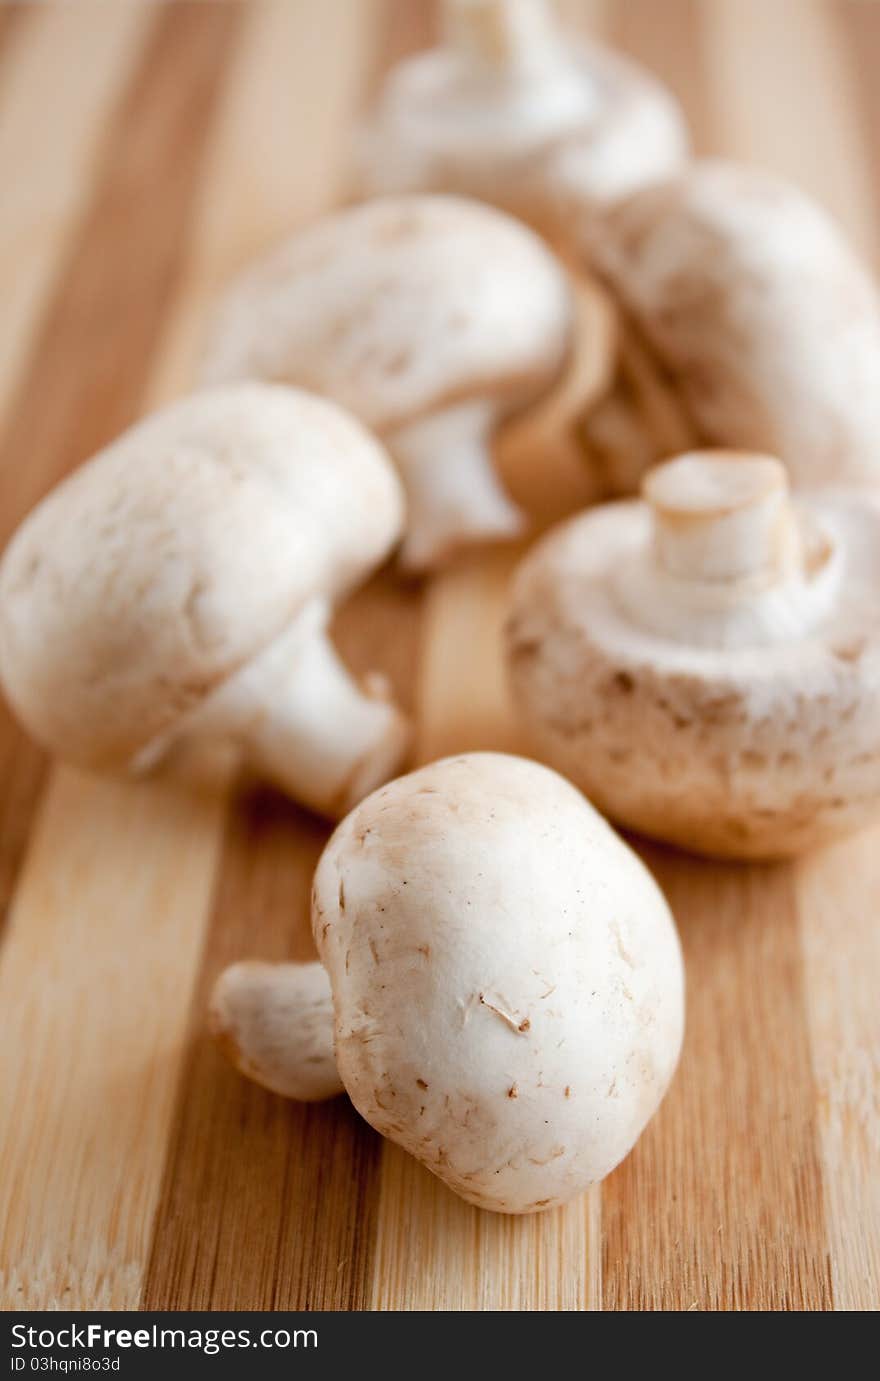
[[140, 784, 376, 1310], [140, 0, 421, 1312], [0, 1, 244, 1310], [602, 853, 833, 1310], [0, 1, 243, 548], [796, 829, 880, 1310], [841, 0, 880, 259], [701, 0, 877, 255], [0, 2, 152, 431], [0, 1, 24, 54], [0, 2, 158, 934], [145, 0, 388, 411], [0, 755, 230, 1309]]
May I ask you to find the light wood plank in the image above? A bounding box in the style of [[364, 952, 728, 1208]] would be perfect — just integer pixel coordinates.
[[702, 0, 878, 254], [0, 759, 228, 1309], [0, 1, 152, 427], [797, 829, 880, 1311], [603, 854, 833, 1311], [703, 0, 880, 1312]]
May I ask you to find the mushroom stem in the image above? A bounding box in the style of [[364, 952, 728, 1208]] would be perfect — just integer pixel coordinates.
[[443, 0, 562, 75], [389, 398, 527, 572], [643, 452, 801, 587], [210, 960, 342, 1102], [183, 598, 410, 817]]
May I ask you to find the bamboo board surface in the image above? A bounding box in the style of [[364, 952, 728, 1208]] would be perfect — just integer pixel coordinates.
[[0, 0, 878, 1312]]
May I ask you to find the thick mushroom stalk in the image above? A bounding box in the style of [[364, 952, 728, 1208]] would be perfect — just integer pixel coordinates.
[[648, 453, 799, 586], [210, 960, 342, 1102], [388, 400, 526, 571], [445, 0, 584, 85], [171, 598, 410, 818], [614, 452, 840, 648]]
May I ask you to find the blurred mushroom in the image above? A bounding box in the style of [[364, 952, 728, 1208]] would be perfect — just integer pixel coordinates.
[[358, 0, 688, 241], [576, 161, 880, 493], [200, 195, 579, 569], [506, 450, 880, 858], [0, 384, 408, 818]]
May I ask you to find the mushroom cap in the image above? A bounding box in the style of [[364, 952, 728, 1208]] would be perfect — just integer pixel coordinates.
[[0, 383, 403, 769], [536, 45, 688, 225], [586, 160, 880, 486], [359, 37, 687, 232], [506, 491, 880, 858], [311, 751, 684, 1213], [200, 196, 572, 435]]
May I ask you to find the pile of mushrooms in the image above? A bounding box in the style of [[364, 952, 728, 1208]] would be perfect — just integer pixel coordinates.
[[7, 0, 880, 1220]]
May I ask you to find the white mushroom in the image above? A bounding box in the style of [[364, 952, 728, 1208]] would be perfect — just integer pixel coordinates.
[[0, 383, 409, 818], [210, 961, 343, 1101], [212, 752, 684, 1214], [506, 450, 880, 859], [578, 160, 880, 490], [358, 0, 688, 239], [200, 195, 574, 570]]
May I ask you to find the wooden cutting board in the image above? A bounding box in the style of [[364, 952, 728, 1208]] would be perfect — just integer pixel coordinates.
[[0, 0, 878, 1312]]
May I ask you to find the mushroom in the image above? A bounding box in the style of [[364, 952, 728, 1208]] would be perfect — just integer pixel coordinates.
[[506, 450, 880, 859], [200, 195, 576, 571], [0, 383, 409, 818], [210, 961, 343, 1101], [357, 0, 688, 241], [211, 752, 684, 1214], [576, 160, 880, 492]]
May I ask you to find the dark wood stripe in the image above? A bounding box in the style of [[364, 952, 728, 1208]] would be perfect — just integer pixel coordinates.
[[839, 0, 880, 259], [0, 1, 25, 60], [602, 849, 833, 1311], [141, 785, 379, 1309], [0, 1, 244, 544], [141, 1, 431, 1311], [0, 3, 243, 936], [604, 0, 715, 157]]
